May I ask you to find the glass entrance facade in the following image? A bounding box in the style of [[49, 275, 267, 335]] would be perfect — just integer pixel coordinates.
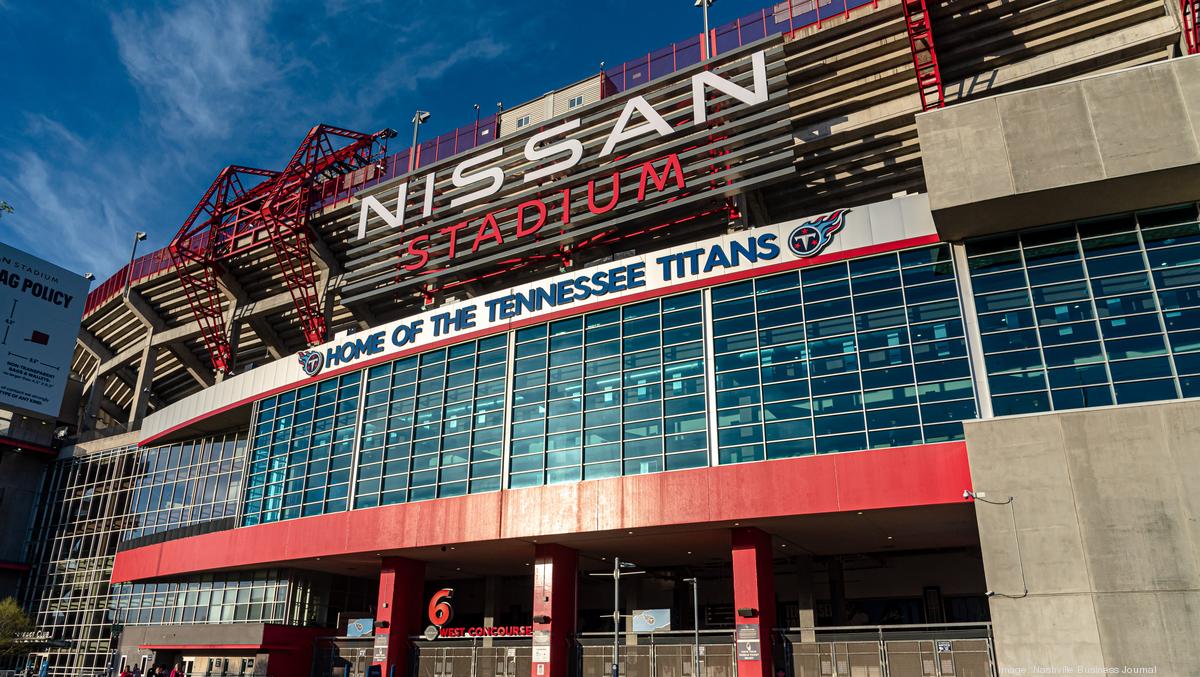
[[240, 242, 980, 527], [711, 244, 975, 462], [236, 204, 1200, 528]]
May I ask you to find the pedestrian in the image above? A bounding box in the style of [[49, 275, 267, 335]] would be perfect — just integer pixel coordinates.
[[169, 664, 182, 677], [120, 665, 133, 677], [132, 665, 143, 677]]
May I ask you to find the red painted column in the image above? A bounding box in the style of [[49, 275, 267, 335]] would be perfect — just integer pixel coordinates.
[[731, 527, 776, 677], [532, 543, 578, 677], [374, 557, 425, 677]]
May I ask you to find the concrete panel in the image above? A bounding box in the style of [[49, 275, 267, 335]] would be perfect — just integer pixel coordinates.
[[0, 452, 49, 562], [916, 98, 1014, 211], [988, 594, 1105, 671], [1058, 406, 1200, 592], [965, 415, 1092, 595], [996, 82, 1107, 193], [919, 55, 1200, 240], [1082, 62, 1200, 177], [1174, 56, 1200, 160], [966, 400, 1200, 674], [1092, 591, 1200, 676], [1159, 404, 1200, 575]]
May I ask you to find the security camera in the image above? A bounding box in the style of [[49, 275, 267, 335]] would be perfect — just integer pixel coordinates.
[[963, 490, 974, 500], [985, 591, 995, 597]]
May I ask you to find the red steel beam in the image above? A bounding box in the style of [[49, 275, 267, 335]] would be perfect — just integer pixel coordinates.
[[1184, 0, 1200, 54], [169, 166, 277, 374], [169, 126, 393, 374], [900, 0, 945, 111], [260, 125, 395, 346]]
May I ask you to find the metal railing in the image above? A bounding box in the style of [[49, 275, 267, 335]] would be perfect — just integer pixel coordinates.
[[577, 629, 736, 677], [80, 0, 889, 322], [781, 623, 996, 677], [602, 0, 880, 94]]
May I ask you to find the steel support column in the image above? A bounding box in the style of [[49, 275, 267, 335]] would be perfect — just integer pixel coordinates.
[[532, 544, 578, 677], [127, 343, 157, 430], [1184, 0, 1199, 54], [731, 527, 776, 677], [374, 557, 425, 677], [900, 0, 945, 111]]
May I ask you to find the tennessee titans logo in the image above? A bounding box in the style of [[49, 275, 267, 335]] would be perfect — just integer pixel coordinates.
[[788, 208, 850, 258], [298, 350, 324, 377]]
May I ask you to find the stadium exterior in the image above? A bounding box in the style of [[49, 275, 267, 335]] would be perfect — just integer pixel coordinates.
[[5, 1, 1200, 676]]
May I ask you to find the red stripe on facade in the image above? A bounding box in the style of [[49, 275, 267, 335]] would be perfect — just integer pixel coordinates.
[[112, 441, 971, 583], [0, 435, 55, 456], [139, 233, 942, 447], [138, 644, 290, 651]]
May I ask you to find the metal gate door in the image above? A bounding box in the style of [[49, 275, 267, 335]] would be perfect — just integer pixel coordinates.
[[475, 646, 532, 677], [580, 644, 652, 677], [884, 639, 993, 677], [792, 641, 884, 677], [650, 644, 736, 677], [417, 646, 476, 677], [415, 642, 532, 677]]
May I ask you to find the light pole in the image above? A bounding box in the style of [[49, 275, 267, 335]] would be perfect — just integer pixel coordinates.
[[123, 231, 147, 299], [410, 110, 431, 172], [695, 0, 717, 60], [473, 103, 481, 144], [683, 577, 700, 673], [589, 558, 644, 677]]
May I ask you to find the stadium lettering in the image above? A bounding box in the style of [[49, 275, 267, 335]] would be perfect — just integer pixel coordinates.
[[437, 626, 533, 638], [398, 154, 685, 272], [655, 233, 781, 281], [356, 50, 769, 244]]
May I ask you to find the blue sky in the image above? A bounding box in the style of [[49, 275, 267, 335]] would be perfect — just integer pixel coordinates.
[[0, 0, 769, 280]]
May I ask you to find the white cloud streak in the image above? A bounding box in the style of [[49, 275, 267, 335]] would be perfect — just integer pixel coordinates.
[[110, 0, 284, 139], [1, 0, 519, 279]]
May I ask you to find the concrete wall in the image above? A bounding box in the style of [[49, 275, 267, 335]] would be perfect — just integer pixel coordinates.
[[918, 54, 1200, 240], [0, 449, 49, 594], [964, 400, 1200, 675]]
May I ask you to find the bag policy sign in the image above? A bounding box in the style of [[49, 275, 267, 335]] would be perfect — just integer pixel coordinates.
[[0, 241, 89, 418]]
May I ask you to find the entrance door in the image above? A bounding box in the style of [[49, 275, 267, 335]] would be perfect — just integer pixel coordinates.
[[347, 647, 371, 677], [476, 646, 531, 677], [417, 646, 475, 677]]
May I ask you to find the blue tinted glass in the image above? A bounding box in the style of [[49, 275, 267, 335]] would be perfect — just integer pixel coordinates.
[[1113, 379, 1176, 404]]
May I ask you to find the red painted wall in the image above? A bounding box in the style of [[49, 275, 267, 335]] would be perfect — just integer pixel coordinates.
[[261, 626, 330, 677], [112, 442, 972, 583], [731, 528, 776, 677]]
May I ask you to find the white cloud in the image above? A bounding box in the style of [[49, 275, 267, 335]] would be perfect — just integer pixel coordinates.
[[0, 0, 523, 281], [348, 34, 510, 115], [110, 0, 285, 139], [23, 113, 87, 154], [0, 147, 142, 277]]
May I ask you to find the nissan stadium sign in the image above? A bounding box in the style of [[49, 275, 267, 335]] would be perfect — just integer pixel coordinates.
[[298, 208, 849, 378], [341, 39, 795, 305]]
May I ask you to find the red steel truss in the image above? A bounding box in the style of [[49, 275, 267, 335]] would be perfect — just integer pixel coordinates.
[[900, 0, 945, 111], [170, 125, 394, 374], [1184, 0, 1199, 54]]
